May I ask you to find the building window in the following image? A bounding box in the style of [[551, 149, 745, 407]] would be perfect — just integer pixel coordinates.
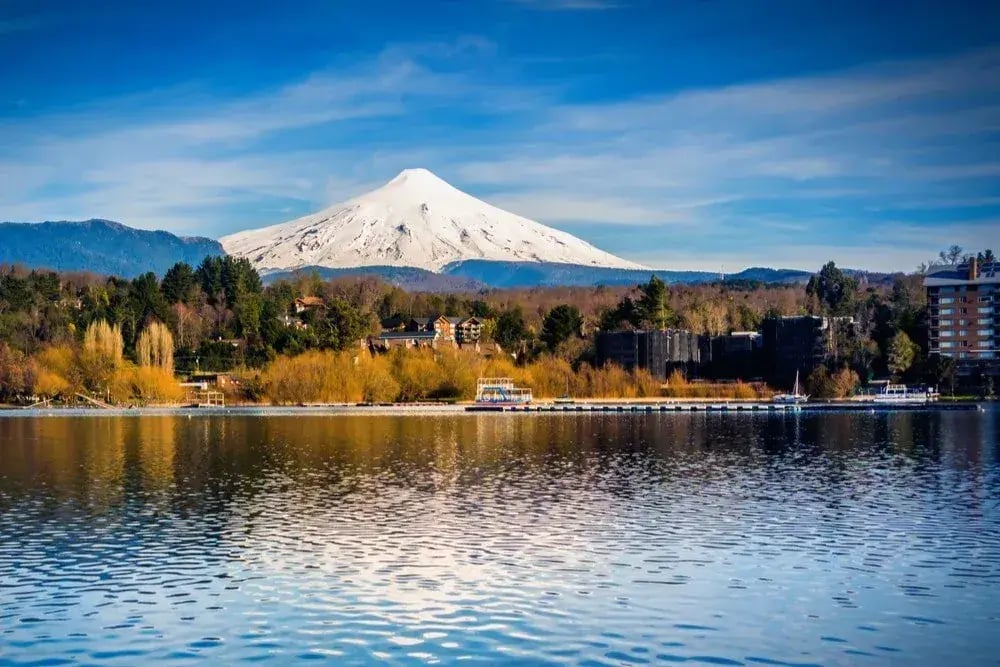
[[940, 330, 954, 337], [978, 340, 993, 348], [940, 341, 956, 348], [939, 319, 953, 326], [979, 307, 993, 314], [939, 297, 955, 304], [979, 318, 992, 325], [940, 308, 954, 315], [958, 330, 968, 336], [978, 329, 992, 337]]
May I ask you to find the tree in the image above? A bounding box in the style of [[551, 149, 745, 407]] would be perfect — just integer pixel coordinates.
[[939, 245, 964, 265], [830, 367, 860, 398], [924, 354, 957, 395], [83, 320, 123, 367], [81, 320, 124, 394], [136, 320, 175, 372], [128, 272, 171, 332], [638, 275, 672, 328], [315, 298, 374, 351], [540, 304, 583, 351], [0, 343, 36, 401], [494, 307, 529, 353], [887, 331, 918, 378], [805, 367, 835, 399], [805, 261, 857, 316], [600, 296, 641, 331], [161, 262, 197, 304]]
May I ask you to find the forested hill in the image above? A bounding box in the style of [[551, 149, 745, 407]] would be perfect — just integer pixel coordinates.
[[0, 219, 224, 278]]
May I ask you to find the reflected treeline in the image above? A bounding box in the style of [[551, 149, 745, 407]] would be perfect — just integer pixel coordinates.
[[1, 412, 996, 506]]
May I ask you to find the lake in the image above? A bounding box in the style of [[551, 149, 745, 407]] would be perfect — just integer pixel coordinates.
[[1, 410, 998, 665]]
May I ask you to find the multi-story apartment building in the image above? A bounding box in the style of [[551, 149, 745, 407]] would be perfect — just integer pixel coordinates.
[[924, 258, 999, 380]]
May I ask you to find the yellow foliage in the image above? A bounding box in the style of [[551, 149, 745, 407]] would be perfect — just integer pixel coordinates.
[[34, 346, 78, 397], [80, 320, 123, 391], [82, 320, 123, 366], [251, 347, 775, 405], [136, 321, 174, 371], [35, 369, 72, 398], [262, 350, 366, 404], [123, 366, 185, 405], [391, 348, 445, 401]]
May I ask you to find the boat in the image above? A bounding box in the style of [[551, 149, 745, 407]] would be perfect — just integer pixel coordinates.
[[475, 378, 533, 405], [554, 378, 575, 404], [773, 370, 809, 405], [871, 384, 939, 405]]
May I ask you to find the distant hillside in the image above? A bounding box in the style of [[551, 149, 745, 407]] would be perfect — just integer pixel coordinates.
[[0, 219, 224, 277], [261, 265, 485, 292], [441, 260, 812, 288]]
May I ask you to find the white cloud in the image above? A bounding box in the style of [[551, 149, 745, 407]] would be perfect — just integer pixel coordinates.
[[2, 41, 999, 270]]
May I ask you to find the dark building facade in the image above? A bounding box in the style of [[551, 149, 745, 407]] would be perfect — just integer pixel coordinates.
[[596, 329, 702, 380], [761, 316, 829, 388], [924, 258, 999, 383], [703, 331, 764, 380]]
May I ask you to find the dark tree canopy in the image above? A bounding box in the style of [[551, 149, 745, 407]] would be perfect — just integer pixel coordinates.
[[806, 261, 857, 316], [494, 307, 529, 352], [540, 304, 583, 351]]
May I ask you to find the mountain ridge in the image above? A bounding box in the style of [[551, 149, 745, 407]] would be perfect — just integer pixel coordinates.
[[0, 219, 224, 278]]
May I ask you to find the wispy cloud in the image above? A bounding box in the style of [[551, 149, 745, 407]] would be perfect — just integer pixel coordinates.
[[1, 38, 999, 269]]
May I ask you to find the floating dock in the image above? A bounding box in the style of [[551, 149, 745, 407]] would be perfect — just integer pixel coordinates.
[[465, 402, 979, 413]]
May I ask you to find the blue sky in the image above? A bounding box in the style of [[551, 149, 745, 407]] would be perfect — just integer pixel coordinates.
[[2, 0, 999, 271]]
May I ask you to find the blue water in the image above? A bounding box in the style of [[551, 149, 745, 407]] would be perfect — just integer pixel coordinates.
[[1, 411, 998, 665]]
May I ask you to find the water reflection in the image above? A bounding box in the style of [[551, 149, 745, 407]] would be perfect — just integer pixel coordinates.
[[1, 411, 998, 665]]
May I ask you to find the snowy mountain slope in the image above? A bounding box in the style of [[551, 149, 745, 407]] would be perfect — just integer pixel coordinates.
[[220, 168, 644, 272]]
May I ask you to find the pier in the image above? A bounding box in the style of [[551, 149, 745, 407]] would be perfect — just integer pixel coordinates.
[[465, 401, 979, 413]]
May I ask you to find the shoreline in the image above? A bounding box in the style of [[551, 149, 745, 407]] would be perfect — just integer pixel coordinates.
[[0, 399, 985, 418]]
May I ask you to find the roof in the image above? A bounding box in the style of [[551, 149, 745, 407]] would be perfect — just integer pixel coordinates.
[[924, 261, 1000, 286], [377, 331, 439, 340], [295, 296, 325, 307]]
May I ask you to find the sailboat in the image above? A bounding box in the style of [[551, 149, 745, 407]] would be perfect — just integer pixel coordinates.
[[773, 370, 808, 405], [554, 376, 576, 404]]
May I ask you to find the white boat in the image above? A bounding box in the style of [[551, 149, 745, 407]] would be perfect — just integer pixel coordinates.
[[773, 370, 809, 405], [871, 384, 938, 405], [475, 378, 533, 404]]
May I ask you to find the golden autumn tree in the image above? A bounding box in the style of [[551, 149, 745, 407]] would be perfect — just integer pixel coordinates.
[[137, 320, 175, 372], [80, 320, 124, 394]]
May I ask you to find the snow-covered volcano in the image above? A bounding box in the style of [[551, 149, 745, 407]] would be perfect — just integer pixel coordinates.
[[220, 168, 644, 272]]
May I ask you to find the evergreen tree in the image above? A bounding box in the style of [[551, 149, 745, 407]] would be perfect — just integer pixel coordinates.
[[638, 275, 671, 328], [805, 261, 857, 316], [161, 262, 197, 304], [541, 304, 583, 351], [494, 307, 529, 352]]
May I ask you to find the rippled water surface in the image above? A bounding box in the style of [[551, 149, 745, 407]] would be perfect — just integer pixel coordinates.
[[1, 411, 999, 666]]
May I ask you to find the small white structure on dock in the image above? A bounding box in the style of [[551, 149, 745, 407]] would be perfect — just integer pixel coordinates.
[[475, 378, 532, 404]]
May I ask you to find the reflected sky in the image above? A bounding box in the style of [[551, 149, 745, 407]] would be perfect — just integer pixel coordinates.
[[1, 412, 998, 665]]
